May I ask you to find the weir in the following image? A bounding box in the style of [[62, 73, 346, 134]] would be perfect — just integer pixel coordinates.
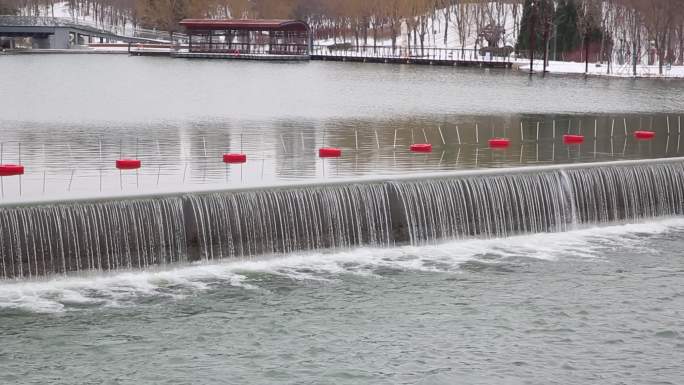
[[1, 158, 683, 279]]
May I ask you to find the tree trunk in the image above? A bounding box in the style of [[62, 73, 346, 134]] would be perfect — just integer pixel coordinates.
[[585, 35, 590, 74], [599, 29, 605, 64], [333, 21, 337, 44], [658, 34, 663, 75], [512, 2, 519, 38], [607, 42, 612, 74], [633, 12, 639, 77], [633, 30, 639, 76], [679, 25, 684, 65], [391, 20, 397, 53], [543, 21, 549, 74], [659, 27, 671, 76], [529, 6, 536, 74], [407, 30, 411, 53], [443, 6, 449, 45]]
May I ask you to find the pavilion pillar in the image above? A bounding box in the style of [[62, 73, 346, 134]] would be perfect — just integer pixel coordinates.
[[240, 30, 249, 53], [268, 31, 273, 54]]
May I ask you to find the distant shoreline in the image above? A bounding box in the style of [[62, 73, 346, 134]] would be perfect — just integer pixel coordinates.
[[4, 47, 684, 80]]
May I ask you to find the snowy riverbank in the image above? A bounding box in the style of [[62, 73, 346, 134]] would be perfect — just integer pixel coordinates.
[[518, 59, 684, 79]]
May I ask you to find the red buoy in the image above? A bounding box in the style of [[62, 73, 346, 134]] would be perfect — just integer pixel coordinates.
[[319, 148, 342, 158], [488, 138, 511, 148], [223, 153, 247, 164], [410, 143, 433, 153], [634, 131, 655, 140], [116, 159, 141, 170], [563, 134, 585, 144], [0, 164, 24, 177]]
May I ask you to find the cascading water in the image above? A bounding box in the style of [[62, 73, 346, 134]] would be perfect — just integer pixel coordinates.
[[1, 160, 683, 279], [565, 164, 684, 223], [0, 198, 188, 279], [391, 172, 575, 243], [186, 183, 393, 261], [393, 162, 684, 244]]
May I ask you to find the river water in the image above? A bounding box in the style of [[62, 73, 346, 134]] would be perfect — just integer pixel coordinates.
[[0, 55, 683, 201], [1, 220, 683, 384], [1, 54, 683, 384]]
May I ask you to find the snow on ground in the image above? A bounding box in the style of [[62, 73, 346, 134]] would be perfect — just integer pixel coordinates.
[[18, 2, 138, 37], [316, 4, 519, 51], [519, 59, 684, 79], [16, 2, 684, 79]]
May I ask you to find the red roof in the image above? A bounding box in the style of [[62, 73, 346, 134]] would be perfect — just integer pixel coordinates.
[[179, 19, 309, 32]]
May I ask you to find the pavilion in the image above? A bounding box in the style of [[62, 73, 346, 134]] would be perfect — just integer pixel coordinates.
[[179, 19, 311, 58]]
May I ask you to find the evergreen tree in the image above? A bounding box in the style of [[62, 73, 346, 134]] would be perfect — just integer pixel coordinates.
[[516, 0, 553, 54], [554, 0, 581, 55]]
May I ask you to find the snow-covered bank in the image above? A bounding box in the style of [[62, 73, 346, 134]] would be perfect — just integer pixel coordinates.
[[518, 59, 684, 79]]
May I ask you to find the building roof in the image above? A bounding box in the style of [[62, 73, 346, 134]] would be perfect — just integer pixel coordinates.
[[179, 19, 309, 32]]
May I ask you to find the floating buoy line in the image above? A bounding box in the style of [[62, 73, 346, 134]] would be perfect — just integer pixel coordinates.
[[223, 153, 247, 164], [0, 117, 670, 192], [116, 159, 142, 170]]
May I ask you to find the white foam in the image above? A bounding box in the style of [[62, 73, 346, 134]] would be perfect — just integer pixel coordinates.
[[2, 217, 683, 313]]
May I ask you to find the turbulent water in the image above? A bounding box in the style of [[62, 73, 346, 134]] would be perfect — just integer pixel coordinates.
[[1, 218, 683, 384], [1, 156, 683, 385], [0, 198, 188, 278], [1, 160, 684, 279]]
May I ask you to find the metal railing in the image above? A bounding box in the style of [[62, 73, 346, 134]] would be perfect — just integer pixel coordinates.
[[189, 43, 309, 56], [311, 45, 513, 63], [0, 15, 184, 42]]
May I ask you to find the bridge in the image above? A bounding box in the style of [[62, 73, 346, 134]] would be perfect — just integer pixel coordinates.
[[0, 16, 175, 49], [310, 45, 513, 68]]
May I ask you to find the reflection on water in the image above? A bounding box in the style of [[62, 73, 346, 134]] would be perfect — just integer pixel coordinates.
[[1, 54, 683, 201], [0, 113, 681, 200]]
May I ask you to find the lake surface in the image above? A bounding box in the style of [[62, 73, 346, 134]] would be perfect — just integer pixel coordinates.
[[0, 55, 683, 201], [2, 55, 683, 123], [1, 54, 683, 384]]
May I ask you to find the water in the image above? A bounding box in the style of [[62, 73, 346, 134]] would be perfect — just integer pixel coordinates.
[[1, 219, 683, 384], [2, 160, 684, 279], [0, 55, 683, 201], [2, 54, 684, 384], [0, 198, 188, 278], [2, 56, 683, 123]]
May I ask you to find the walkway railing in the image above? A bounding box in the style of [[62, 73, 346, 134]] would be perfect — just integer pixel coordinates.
[[311, 45, 513, 63], [0, 15, 184, 42], [189, 43, 308, 55]]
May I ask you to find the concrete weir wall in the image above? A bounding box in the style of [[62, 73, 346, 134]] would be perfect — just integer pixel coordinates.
[[1, 158, 684, 279]]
